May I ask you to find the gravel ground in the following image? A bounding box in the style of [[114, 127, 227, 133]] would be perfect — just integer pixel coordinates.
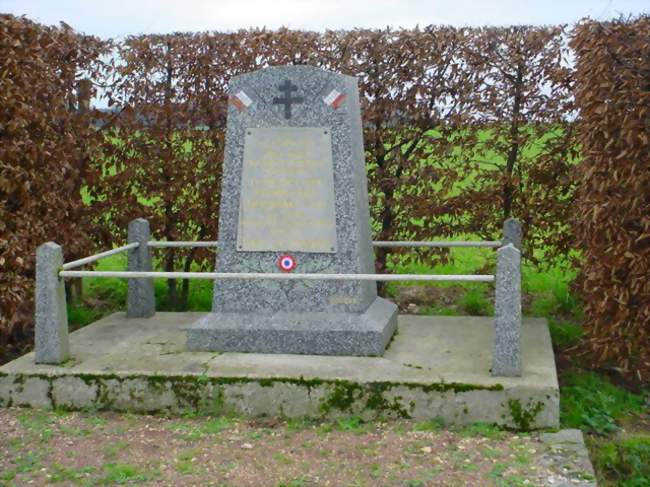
[[0, 408, 595, 486]]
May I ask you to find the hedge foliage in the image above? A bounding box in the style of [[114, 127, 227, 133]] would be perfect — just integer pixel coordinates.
[[571, 17, 650, 384], [0, 15, 107, 355], [0, 15, 647, 384], [91, 26, 576, 281]]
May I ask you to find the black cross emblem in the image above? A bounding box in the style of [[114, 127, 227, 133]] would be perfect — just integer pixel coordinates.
[[273, 79, 304, 119]]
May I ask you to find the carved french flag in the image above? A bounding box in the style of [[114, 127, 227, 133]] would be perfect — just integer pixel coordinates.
[[323, 89, 346, 109], [229, 90, 253, 112]]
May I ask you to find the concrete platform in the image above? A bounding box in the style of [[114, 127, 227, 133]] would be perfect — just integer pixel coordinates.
[[0, 313, 559, 429]]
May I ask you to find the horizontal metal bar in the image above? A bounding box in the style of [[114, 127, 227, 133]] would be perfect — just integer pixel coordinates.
[[148, 241, 219, 248], [372, 240, 502, 248], [146, 240, 503, 249], [61, 243, 140, 270], [59, 270, 495, 283]]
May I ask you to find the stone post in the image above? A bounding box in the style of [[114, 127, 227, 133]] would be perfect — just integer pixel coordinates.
[[35, 242, 70, 364], [502, 217, 522, 250], [127, 218, 155, 318], [492, 243, 522, 377]]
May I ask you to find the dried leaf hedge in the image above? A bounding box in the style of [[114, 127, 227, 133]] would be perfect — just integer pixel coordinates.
[[571, 17, 650, 385], [91, 26, 576, 280], [0, 15, 108, 356]]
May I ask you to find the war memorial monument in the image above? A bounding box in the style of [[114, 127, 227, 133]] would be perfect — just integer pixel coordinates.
[[0, 66, 559, 429]]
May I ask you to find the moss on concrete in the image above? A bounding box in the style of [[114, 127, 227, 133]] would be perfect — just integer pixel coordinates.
[[420, 381, 504, 393], [2, 371, 511, 422], [319, 381, 362, 413], [384, 328, 399, 350], [508, 399, 544, 430], [364, 383, 412, 418], [316, 379, 502, 419], [403, 363, 424, 370]]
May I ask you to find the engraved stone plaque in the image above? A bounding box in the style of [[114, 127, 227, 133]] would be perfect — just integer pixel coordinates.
[[237, 127, 337, 253]]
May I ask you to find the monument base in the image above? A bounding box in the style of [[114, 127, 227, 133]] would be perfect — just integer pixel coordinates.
[[186, 297, 398, 356], [0, 313, 559, 429]]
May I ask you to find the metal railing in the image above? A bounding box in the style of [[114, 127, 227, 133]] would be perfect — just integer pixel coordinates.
[[60, 269, 495, 282], [61, 242, 140, 270], [145, 240, 503, 249], [34, 217, 523, 377]]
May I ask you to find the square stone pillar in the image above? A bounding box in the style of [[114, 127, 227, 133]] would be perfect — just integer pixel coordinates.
[[492, 243, 522, 376], [127, 218, 155, 318], [35, 242, 70, 364]]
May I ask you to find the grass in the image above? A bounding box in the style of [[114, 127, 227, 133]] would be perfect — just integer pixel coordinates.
[[166, 416, 233, 441], [50, 463, 96, 483], [413, 417, 445, 432], [104, 440, 129, 459], [560, 372, 649, 486], [16, 410, 55, 443], [455, 422, 506, 439], [100, 463, 159, 485], [591, 435, 650, 487], [548, 320, 583, 349], [334, 416, 368, 433], [176, 448, 203, 475], [459, 287, 493, 316], [560, 372, 646, 435], [1, 406, 644, 486], [0, 451, 43, 482], [277, 479, 308, 487]]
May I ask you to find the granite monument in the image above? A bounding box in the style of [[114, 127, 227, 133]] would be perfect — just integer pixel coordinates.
[[187, 65, 397, 355]]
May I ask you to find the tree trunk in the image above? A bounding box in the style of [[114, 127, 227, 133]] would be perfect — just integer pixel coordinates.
[[503, 63, 523, 220], [162, 40, 178, 309], [180, 251, 197, 310], [165, 251, 178, 310]]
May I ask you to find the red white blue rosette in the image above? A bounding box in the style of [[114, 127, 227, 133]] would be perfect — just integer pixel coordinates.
[[277, 254, 297, 272]]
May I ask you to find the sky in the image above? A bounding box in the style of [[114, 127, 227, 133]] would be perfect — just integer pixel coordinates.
[[1, 0, 647, 38]]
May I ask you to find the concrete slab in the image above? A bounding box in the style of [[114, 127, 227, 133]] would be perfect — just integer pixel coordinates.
[[540, 429, 597, 486], [0, 313, 559, 429]]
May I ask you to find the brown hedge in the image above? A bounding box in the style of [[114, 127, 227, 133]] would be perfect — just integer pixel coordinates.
[[91, 26, 576, 285], [0, 15, 107, 356], [88, 33, 228, 309], [571, 17, 650, 385]]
